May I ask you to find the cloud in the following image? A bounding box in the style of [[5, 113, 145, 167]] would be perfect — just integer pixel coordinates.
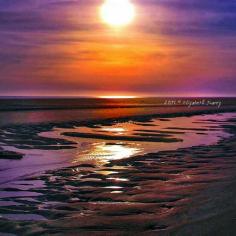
[[137, 0, 236, 37], [142, 0, 236, 13], [0, 0, 235, 96]]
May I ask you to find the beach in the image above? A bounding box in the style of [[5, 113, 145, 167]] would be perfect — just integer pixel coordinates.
[[1, 0, 236, 234], [0, 98, 236, 235]]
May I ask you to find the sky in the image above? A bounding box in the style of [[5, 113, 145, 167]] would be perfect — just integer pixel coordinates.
[[0, 0, 236, 97]]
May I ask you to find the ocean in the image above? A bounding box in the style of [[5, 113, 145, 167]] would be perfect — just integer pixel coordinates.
[[0, 97, 235, 126]]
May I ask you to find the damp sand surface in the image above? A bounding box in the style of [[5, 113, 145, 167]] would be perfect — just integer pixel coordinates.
[[0, 112, 236, 235]]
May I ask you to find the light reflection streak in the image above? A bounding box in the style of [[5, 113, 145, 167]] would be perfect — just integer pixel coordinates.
[[73, 142, 140, 163]]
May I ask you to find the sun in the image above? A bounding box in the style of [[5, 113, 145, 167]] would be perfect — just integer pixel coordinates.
[[100, 0, 135, 27]]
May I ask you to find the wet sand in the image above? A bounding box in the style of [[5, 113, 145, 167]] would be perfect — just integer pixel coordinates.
[[0, 111, 236, 235]]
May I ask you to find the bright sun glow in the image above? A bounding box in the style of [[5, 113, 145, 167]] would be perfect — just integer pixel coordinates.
[[100, 0, 135, 27], [99, 96, 137, 99]]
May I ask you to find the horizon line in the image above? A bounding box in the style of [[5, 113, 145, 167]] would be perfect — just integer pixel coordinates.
[[1, 95, 236, 99]]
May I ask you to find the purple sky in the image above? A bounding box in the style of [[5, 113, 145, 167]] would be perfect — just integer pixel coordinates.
[[0, 0, 236, 97]]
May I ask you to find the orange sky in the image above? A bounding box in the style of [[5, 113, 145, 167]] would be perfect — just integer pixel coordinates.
[[0, 0, 236, 97]]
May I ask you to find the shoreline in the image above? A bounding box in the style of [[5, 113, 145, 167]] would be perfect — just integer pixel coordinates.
[[0, 97, 235, 112], [1, 106, 236, 129], [0, 108, 235, 164], [0, 112, 235, 234], [0, 115, 236, 236], [0, 109, 235, 179]]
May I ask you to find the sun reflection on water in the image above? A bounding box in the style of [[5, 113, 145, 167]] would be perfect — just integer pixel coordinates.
[[39, 113, 235, 169], [102, 127, 126, 135], [107, 177, 129, 182], [98, 144, 139, 160], [72, 142, 140, 164]]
